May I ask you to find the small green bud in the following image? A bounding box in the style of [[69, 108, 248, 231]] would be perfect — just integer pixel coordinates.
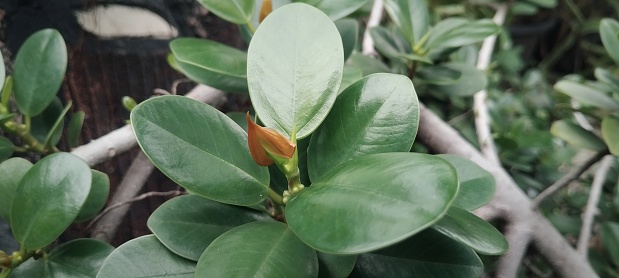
[[122, 96, 138, 112]]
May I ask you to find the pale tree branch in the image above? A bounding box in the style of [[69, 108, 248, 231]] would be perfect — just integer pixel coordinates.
[[577, 155, 614, 256], [532, 150, 608, 207], [417, 104, 597, 278], [497, 221, 533, 278], [362, 0, 383, 57]]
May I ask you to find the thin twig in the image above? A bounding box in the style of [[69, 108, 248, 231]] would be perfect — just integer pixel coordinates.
[[87, 190, 184, 232], [473, 2, 509, 166], [361, 0, 383, 57], [532, 151, 608, 207], [577, 155, 614, 256]]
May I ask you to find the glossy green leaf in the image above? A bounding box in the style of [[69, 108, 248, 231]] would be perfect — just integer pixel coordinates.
[[347, 53, 391, 76], [384, 0, 429, 45], [196, 0, 255, 24], [0, 51, 4, 92], [432, 207, 507, 255], [13, 29, 67, 116], [30, 98, 64, 147], [437, 154, 495, 210], [369, 26, 411, 61], [335, 19, 358, 61], [196, 221, 318, 277], [295, 0, 370, 21], [350, 229, 483, 277], [1, 76, 13, 108], [74, 170, 110, 223], [148, 195, 272, 261], [429, 63, 487, 96], [308, 74, 419, 181], [602, 116, 619, 156], [247, 3, 343, 139], [9, 239, 114, 278], [0, 158, 32, 221], [339, 65, 363, 94], [417, 64, 462, 85], [131, 96, 269, 206], [11, 153, 91, 249], [594, 68, 619, 92], [96, 235, 196, 278], [68, 111, 85, 148], [226, 111, 249, 132], [43, 101, 71, 148], [170, 38, 248, 93], [600, 18, 619, 65], [287, 153, 458, 254], [550, 120, 607, 151], [425, 18, 499, 51], [317, 253, 357, 278], [0, 136, 13, 162], [554, 80, 619, 111], [600, 221, 619, 266]]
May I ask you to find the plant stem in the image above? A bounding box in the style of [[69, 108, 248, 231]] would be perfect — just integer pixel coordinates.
[[0, 268, 10, 278], [267, 187, 284, 206], [246, 22, 257, 34]]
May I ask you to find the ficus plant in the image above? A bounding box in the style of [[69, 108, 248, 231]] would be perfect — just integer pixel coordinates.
[[0, 29, 112, 277], [95, 3, 507, 277]]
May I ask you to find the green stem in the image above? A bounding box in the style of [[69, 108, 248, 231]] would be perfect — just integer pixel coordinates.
[[564, 0, 585, 23], [246, 22, 257, 34], [268, 187, 284, 206], [0, 268, 11, 278], [24, 116, 30, 133]]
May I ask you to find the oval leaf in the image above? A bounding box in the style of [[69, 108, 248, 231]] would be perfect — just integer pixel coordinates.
[[384, 0, 429, 45], [429, 63, 487, 96], [317, 252, 357, 278], [131, 96, 269, 205], [74, 170, 110, 223], [10, 153, 91, 249], [196, 0, 254, 24], [335, 18, 359, 61], [347, 53, 391, 76], [0, 136, 14, 162], [550, 120, 607, 151], [296, 0, 370, 21], [9, 239, 114, 278], [350, 229, 483, 278], [600, 18, 619, 65], [287, 153, 458, 254], [308, 74, 419, 181], [554, 80, 619, 111], [602, 115, 619, 156], [0, 158, 32, 221], [170, 38, 248, 93], [369, 26, 412, 62], [425, 18, 499, 51], [148, 195, 272, 261], [247, 3, 344, 139], [96, 235, 196, 278], [68, 111, 86, 148], [437, 154, 495, 210], [30, 98, 65, 147], [195, 221, 318, 277], [432, 206, 508, 255], [601, 221, 619, 266], [13, 29, 67, 116]]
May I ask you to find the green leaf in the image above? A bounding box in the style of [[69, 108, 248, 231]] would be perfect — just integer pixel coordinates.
[[1, 76, 12, 108], [554, 80, 619, 111], [30, 98, 64, 147], [68, 111, 85, 149], [308, 74, 419, 181], [350, 229, 483, 277], [170, 38, 248, 93], [428, 63, 487, 96], [0, 136, 14, 162], [0, 113, 15, 124], [437, 154, 495, 210], [196, 221, 318, 277], [13, 29, 67, 117], [522, 0, 557, 8], [196, 0, 255, 24], [295, 0, 370, 21], [10, 153, 91, 249], [432, 206, 508, 255], [96, 235, 196, 278], [131, 96, 269, 206], [74, 170, 110, 223], [0, 158, 32, 221], [148, 195, 272, 261], [425, 18, 499, 51], [43, 101, 71, 148], [335, 18, 359, 61], [601, 221, 619, 266], [0, 51, 4, 93], [317, 252, 357, 278], [339, 65, 363, 94], [416, 64, 462, 85], [287, 153, 458, 254], [347, 53, 391, 76], [384, 0, 429, 45], [247, 3, 344, 139], [369, 26, 411, 61], [550, 120, 607, 151], [602, 116, 619, 156], [594, 68, 619, 92], [226, 111, 249, 132], [9, 239, 114, 278], [600, 18, 619, 65]]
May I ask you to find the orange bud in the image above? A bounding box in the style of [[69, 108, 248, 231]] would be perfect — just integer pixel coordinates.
[[246, 112, 296, 166], [259, 0, 272, 23]]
